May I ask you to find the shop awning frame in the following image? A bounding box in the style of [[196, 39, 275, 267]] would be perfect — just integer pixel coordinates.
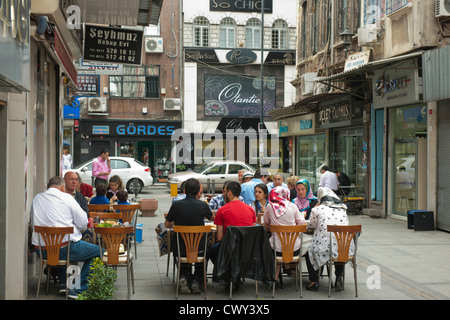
[[316, 51, 424, 83]]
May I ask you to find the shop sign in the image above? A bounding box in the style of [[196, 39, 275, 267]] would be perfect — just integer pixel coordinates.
[[55, 29, 78, 88], [83, 24, 143, 65], [265, 51, 295, 65], [344, 51, 370, 72], [92, 126, 110, 134], [204, 74, 276, 117], [279, 114, 315, 137], [318, 99, 351, 128], [185, 49, 219, 63], [116, 124, 176, 136], [210, 0, 272, 13], [226, 48, 257, 65], [76, 58, 124, 75], [372, 59, 422, 109], [0, 0, 30, 92]]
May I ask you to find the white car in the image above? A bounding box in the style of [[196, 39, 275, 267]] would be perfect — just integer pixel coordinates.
[[167, 161, 257, 193], [64, 156, 153, 193]]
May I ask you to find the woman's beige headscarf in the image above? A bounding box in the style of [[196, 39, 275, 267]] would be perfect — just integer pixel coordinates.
[[317, 187, 347, 210]]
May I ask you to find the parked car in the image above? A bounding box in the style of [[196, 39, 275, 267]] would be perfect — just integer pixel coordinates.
[[64, 157, 153, 194], [167, 161, 257, 193]]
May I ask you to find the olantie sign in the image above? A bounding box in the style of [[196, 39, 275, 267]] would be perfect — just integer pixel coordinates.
[[83, 24, 143, 65]]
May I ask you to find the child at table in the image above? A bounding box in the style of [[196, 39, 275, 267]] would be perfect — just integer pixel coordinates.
[[116, 189, 130, 205], [89, 183, 110, 204]]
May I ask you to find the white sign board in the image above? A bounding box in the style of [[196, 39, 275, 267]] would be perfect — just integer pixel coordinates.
[[344, 51, 370, 72]]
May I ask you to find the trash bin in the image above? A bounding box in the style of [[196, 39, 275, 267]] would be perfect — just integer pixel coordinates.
[[136, 223, 143, 243], [407, 210, 434, 231]]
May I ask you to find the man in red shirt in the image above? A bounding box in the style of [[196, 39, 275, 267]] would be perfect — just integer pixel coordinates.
[[208, 181, 256, 265]]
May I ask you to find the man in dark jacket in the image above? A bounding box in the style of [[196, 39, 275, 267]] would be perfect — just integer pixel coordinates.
[[165, 178, 213, 294], [334, 171, 351, 195]]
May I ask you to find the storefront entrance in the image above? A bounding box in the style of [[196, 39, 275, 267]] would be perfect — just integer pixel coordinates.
[[331, 128, 365, 188], [389, 105, 427, 216]]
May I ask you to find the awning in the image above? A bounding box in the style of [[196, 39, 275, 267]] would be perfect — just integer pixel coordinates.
[[316, 51, 424, 83], [268, 93, 346, 120]]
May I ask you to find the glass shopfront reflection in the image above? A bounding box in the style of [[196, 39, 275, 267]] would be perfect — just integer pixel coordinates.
[[296, 134, 327, 191], [390, 105, 427, 216]]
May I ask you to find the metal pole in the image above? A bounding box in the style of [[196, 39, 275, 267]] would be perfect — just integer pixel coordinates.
[[259, 0, 265, 167]]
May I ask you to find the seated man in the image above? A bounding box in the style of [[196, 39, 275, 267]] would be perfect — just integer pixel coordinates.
[[208, 181, 256, 266], [240, 168, 270, 205], [165, 178, 213, 294], [31, 176, 102, 299], [64, 171, 88, 216]]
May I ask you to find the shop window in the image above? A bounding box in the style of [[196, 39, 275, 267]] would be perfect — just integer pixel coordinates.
[[109, 66, 160, 98]]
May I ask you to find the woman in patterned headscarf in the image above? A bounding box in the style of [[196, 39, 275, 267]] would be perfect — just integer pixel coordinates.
[[305, 187, 352, 292], [264, 186, 306, 281], [294, 178, 318, 220]]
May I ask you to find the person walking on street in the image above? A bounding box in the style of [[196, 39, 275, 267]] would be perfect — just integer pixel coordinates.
[[92, 148, 111, 188]]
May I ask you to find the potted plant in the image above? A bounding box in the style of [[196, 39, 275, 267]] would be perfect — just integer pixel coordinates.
[[139, 198, 158, 217], [77, 257, 118, 300]]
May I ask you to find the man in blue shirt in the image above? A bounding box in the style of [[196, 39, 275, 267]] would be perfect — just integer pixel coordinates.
[[240, 168, 270, 205]]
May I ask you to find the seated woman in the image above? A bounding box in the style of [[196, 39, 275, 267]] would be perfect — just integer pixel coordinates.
[[76, 172, 93, 201], [106, 175, 124, 203], [305, 187, 353, 292], [251, 183, 269, 225], [89, 183, 110, 205], [294, 178, 318, 220], [264, 187, 306, 282], [286, 176, 299, 202]]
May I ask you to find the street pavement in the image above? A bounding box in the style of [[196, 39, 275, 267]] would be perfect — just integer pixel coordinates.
[[27, 184, 450, 304]]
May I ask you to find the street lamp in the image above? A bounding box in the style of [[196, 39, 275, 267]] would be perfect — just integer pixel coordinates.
[[339, 28, 360, 57], [339, 28, 354, 47]]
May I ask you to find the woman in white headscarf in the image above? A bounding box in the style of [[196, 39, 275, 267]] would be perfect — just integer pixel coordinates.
[[264, 186, 306, 280], [305, 187, 353, 291]]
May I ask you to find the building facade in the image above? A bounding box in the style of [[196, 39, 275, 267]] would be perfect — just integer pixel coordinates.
[[0, 0, 163, 299], [270, 0, 450, 223], [180, 0, 298, 171]]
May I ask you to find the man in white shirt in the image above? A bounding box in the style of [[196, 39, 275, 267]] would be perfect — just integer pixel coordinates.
[[319, 165, 339, 192], [31, 176, 102, 299]]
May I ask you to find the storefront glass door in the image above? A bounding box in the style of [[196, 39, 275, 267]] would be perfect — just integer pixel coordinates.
[[331, 128, 365, 191], [390, 105, 427, 216]]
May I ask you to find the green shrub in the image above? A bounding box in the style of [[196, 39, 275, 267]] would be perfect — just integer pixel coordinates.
[[77, 257, 117, 300]]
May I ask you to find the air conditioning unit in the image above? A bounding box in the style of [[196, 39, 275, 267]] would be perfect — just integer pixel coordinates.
[[436, 0, 450, 18], [163, 98, 181, 111], [314, 81, 330, 96], [145, 37, 163, 53], [357, 24, 378, 46], [87, 97, 108, 113], [300, 72, 317, 96]]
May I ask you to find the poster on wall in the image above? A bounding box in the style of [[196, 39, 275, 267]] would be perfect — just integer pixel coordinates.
[[204, 74, 276, 117]]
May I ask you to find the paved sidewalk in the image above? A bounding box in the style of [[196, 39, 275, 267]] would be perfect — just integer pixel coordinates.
[[28, 185, 450, 301]]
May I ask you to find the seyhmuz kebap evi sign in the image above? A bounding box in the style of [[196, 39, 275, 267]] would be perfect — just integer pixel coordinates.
[[83, 24, 143, 65]]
